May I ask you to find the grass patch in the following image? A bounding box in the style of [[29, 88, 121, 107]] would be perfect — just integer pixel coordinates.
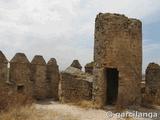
[[0, 86, 79, 120], [70, 100, 100, 109]]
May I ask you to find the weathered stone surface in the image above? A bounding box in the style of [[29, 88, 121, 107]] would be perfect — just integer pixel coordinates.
[[93, 13, 142, 107], [47, 58, 60, 100], [0, 51, 8, 86], [9, 53, 31, 94], [85, 62, 94, 75], [60, 66, 93, 103], [144, 63, 160, 105], [70, 60, 82, 70], [31, 55, 48, 99]]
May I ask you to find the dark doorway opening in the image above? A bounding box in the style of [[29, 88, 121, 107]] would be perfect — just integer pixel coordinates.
[[105, 68, 119, 105], [17, 85, 25, 93]]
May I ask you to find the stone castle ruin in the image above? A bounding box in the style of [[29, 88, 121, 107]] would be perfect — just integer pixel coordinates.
[[0, 12, 159, 108], [60, 60, 93, 103], [0, 51, 8, 86], [9, 53, 31, 94], [143, 63, 160, 105], [0, 51, 60, 100], [31, 55, 49, 99], [70, 60, 82, 70], [85, 62, 94, 75], [47, 58, 60, 100], [93, 13, 142, 107]]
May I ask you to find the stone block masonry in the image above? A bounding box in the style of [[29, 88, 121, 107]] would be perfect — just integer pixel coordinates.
[[70, 60, 82, 70], [144, 63, 160, 105], [9, 53, 31, 94], [85, 62, 94, 75], [0, 51, 61, 100], [0, 51, 8, 86], [31, 55, 48, 99], [1, 12, 156, 108], [93, 13, 142, 107], [61, 72, 92, 103], [59, 60, 93, 103], [47, 58, 60, 100]]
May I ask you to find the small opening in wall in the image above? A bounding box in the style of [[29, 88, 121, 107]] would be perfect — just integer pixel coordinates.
[[17, 85, 24, 93], [105, 68, 119, 105]]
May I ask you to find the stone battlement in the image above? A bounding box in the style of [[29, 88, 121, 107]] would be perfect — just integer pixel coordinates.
[[0, 51, 92, 102], [1, 13, 158, 108], [0, 51, 60, 100]]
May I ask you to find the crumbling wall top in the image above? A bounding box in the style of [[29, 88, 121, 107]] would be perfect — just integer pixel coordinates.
[[62, 66, 93, 82], [31, 55, 46, 65], [85, 61, 94, 68], [70, 60, 82, 70], [146, 62, 160, 70], [10, 53, 29, 63], [95, 13, 142, 30], [47, 58, 57, 66], [0, 51, 8, 63]]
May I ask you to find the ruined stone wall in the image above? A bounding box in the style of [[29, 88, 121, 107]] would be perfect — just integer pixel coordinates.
[[60, 64, 93, 103], [144, 63, 160, 105], [0, 51, 8, 86], [9, 53, 31, 94], [93, 13, 142, 107], [85, 62, 94, 75], [60, 72, 92, 103], [0, 51, 60, 100], [47, 58, 60, 100], [70, 60, 82, 70], [31, 55, 48, 99]]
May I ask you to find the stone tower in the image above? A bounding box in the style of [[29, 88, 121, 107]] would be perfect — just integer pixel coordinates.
[[10, 53, 30, 94], [0, 51, 8, 85], [93, 13, 142, 107], [31, 55, 48, 99], [145, 63, 160, 105], [47, 58, 60, 100]]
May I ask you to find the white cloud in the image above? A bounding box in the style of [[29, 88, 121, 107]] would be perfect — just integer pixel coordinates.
[[0, 0, 160, 70]]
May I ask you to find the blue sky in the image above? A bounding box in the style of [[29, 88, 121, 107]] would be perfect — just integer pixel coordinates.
[[143, 20, 160, 72], [0, 0, 159, 73]]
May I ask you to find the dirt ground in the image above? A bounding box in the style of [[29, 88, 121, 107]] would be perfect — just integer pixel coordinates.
[[34, 100, 160, 120]]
